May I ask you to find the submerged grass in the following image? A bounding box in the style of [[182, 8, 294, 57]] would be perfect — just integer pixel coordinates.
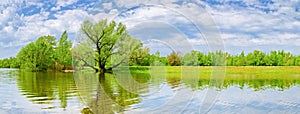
[[79, 66, 300, 80]]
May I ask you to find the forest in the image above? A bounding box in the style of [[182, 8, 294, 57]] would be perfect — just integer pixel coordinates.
[[0, 31, 72, 71], [1, 19, 300, 72], [1, 43, 300, 70]]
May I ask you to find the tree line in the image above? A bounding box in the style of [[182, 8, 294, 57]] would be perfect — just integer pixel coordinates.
[[172, 50, 300, 66], [1, 19, 300, 72], [125, 49, 300, 66], [1, 39, 300, 71]]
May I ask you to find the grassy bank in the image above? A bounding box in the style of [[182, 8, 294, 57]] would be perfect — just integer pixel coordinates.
[[129, 66, 300, 73]]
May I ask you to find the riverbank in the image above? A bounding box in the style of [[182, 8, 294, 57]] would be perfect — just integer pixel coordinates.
[[127, 66, 300, 74]]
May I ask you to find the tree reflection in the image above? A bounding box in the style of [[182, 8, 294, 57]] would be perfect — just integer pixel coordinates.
[[17, 71, 77, 109], [15, 69, 300, 113], [76, 72, 143, 114], [198, 74, 300, 91], [163, 72, 300, 91]]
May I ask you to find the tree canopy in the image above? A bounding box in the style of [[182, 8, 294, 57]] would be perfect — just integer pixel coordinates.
[[8, 31, 73, 71], [73, 19, 142, 73], [54, 31, 73, 70], [17, 36, 56, 71]]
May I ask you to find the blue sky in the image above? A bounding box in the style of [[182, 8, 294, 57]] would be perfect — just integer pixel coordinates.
[[0, 0, 299, 58]]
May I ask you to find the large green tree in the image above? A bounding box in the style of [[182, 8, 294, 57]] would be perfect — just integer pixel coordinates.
[[17, 36, 56, 71], [75, 19, 142, 73], [54, 31, 73, 70]]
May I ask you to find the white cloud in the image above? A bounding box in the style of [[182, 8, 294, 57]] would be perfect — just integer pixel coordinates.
[[1, 6, 91, 48], [221, 33, 238, 40], [51, 6, 61, 11], [51, 9, 90, 32], [56, 0, 78, 7], [0, 5, 17, 27], [26, 1, 44, 8], [90, 9, 119, 23], [3, 26, 13, 33], [114, 6, 190, 30], [113, 0, 150, 8], [188, 38, 206, 45], [0, 0, 22, 5], [262, 33, 299, 40], [113, 0, 180, 8], [203, 0, 300, 48], [102, 2, 112, 9], [0, 40, 30, 48]]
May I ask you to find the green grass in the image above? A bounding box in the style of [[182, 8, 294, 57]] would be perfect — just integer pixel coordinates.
[[127, 66, 300, 80], [78, 66, 300, 80], [128, 66, 300, 73]]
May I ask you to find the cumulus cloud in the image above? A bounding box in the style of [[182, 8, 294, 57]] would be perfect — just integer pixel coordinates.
[[202, 0, 300, 48], [115, 6, 185, 29], [102, 2, 112, 9], [0, 4, 91, 50], [56, 0, 78, 7], [0, 0, 300, 58]]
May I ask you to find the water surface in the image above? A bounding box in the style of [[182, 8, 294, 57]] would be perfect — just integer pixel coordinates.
[[0, 68, 300, 113]]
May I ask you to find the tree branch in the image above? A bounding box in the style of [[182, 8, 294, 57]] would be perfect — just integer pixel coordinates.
[[106, 57, 127, 70], [96, 30, 105, 43], [73, 55, 99, 72], [82, 28, 96, 44]]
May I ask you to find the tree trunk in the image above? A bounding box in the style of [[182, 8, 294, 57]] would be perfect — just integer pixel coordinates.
[[99, 72, 105, 78], [99, 69, 105, 77], [100, 68, 106, 73]]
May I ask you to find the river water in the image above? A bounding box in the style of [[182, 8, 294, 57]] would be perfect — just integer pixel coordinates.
[[0, 68, 300, 113]]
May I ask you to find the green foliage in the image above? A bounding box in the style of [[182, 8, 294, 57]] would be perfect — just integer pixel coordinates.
[[0, 57, 19, 68], [129, 47, 151, 66], [164, 50, 300, 66], [9, 57, 19, 68], [167, 51, 181, 66], [17, 71, 76, 107], [224, 50, 299, 66], [17, 36, 55, 71], [2, 31, 73, 71], [198, 52, 210, 66], [211, 50, 226, 66], [54, 31, 73, 70], [76, 19, 142, 73], [147, 51, 168, 66], [182, 50, 199, 66]]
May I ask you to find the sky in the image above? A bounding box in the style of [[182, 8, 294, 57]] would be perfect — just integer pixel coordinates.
[[0, 0, 299, 58]]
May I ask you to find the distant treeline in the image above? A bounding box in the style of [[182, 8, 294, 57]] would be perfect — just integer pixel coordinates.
[[1, 48, 300, 70], [179, 50, 300, 66], [127, 50, 300, 66]]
